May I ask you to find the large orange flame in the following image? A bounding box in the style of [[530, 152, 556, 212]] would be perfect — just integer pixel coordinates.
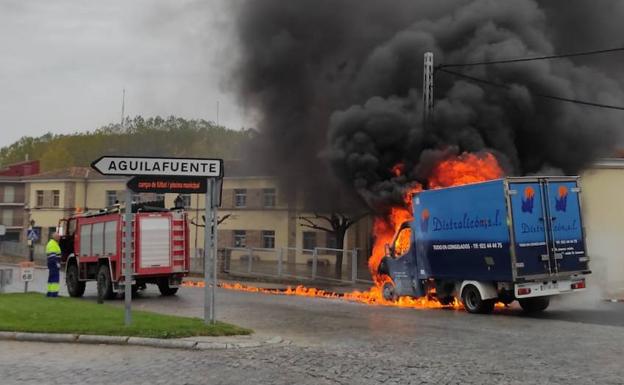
[[183, 151, 505, 311], [428, 152, 504, 189]]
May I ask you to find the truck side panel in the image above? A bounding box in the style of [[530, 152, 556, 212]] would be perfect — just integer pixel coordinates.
[[413, 180, 513, 282]]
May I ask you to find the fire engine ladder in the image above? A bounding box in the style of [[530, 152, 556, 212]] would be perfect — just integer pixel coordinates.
[[171, 216, 186, 272]]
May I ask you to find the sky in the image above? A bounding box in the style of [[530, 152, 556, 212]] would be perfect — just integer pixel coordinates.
[[0, 0, 250, 148]]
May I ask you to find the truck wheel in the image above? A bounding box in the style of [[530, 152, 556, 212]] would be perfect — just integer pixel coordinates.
[[157, 279, 179, 296], [382, 281, 398, 302], [97, 264, 115, 300], [66, 263, 85, 298], [518, 296, 550, 313], [461, 284, 495, 314]]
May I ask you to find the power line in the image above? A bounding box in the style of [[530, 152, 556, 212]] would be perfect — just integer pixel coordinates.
[[436, 68, 624, 111], [436, 47, 624, 70]]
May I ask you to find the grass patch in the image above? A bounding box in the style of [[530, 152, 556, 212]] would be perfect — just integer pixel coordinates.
[[0, 293, 251, 338]]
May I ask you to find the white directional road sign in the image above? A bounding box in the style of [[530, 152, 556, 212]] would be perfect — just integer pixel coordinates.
[[91, 156, 223, 177]]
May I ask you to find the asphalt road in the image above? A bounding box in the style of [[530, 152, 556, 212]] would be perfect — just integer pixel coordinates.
[[1, 264, 623, 384]]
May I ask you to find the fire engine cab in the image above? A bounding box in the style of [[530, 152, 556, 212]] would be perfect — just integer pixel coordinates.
[[58, 201, 190, 299]]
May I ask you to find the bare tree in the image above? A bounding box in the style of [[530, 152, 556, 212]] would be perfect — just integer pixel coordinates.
[[190, 214, 231, 228], [299, 212, 367, 278]]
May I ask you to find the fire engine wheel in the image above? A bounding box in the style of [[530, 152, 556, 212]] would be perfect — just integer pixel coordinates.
[[461, 284, 494, 314], [382, 281, 398, 302], [65, 263, 85, 298], [518, 296, 550, 313], [97, 265, 115, 300], [157, 279, 179, 296]]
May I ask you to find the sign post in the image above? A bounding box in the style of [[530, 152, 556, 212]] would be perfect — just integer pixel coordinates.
[[91, 156, 223, 326], [19, 261, 34, 293], [204, 179, 212, 324], [123, 189, 133, 326], [211, 179, 219, 324]]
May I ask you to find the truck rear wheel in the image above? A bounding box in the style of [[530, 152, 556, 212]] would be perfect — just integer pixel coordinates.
[[461, 284, 495, 314], [157, 279, 178, 296], [66, 263, 85, 298], [518, 296, 550, 313], [97, 264, 115, 300]]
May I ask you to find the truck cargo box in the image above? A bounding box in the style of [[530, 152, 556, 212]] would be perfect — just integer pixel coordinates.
[[411, 177, 589, 282]]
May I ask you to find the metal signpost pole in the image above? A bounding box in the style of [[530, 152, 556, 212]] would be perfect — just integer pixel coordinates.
[[124, 189, 133, 326], [211, 180, 218, 324], [204, 178, 213, 325]]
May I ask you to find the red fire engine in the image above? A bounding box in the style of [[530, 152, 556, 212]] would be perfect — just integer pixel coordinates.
[[58, 201, 190, 298]]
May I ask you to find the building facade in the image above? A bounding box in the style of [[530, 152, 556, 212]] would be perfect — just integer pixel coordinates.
[[580, 159, 624, 298], [0, 160, 40, 241], [12, 165, 372, 267]]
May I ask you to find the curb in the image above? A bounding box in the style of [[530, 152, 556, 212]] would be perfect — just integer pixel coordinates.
[[0, 331, 286, 351]]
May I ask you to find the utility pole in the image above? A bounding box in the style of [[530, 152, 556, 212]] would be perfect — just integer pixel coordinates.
[[120, 89, 126, 129], [423, 52, 434, 128]]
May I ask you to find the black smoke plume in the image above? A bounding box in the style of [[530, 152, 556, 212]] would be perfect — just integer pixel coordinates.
[[231, 0, 624, 212]]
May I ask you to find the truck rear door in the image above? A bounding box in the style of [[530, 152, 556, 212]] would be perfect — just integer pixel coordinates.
[[509, 178, 587, 279], [509, 180, 551, 277], [543, 179, 588, 274]]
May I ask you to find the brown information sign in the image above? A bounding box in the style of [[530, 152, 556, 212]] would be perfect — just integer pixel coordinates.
[[126, 175, 208, 194]]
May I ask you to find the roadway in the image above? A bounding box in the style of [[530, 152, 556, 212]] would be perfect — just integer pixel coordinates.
[[1, 264, 622, 384]]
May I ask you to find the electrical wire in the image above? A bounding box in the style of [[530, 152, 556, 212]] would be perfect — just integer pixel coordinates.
[[436, 68, 624, 111], [436, 47, 624, 70]]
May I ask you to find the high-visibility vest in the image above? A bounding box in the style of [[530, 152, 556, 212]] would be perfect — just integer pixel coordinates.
[[46, 239, 61, 256]]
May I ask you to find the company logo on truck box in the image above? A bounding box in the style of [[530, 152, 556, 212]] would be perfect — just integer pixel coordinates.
[[420, 209, 430, 232], [428, 209, 502, 232], [521, 186, 535, 213], [555, 186, 568, 212]]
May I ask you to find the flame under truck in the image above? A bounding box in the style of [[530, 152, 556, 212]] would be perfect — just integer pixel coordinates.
[[379, 176, 590, 313], [58, 203, 190, 298]]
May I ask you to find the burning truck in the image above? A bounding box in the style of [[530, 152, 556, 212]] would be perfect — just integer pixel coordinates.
[[377, 176, 590, 313]]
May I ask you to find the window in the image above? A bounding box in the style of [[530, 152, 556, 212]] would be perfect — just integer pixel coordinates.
[[106, 190, 117, 207], [36, 190, 44, 207], [303, 231, 317, 250], [262, 230, 275, 249], [52, 190, 60, 207], [233, 230, 246, 247], [1, 209, 13, 226], [3, 186, 14, 203], [234, 189, 247, 208], [155, 194, 165, 202], [181, 194, 192, 208], [263, 188, 276, 208], [326, 233, 338, 249], [132, 193, 141, 203], [47, 227, 56, 241]]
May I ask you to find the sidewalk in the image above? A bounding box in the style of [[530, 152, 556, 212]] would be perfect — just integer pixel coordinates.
[[0, 331, 286, 350]]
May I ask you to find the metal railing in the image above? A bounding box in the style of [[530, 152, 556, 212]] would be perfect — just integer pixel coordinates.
[[200, 246, 375, 285], [0, 241, 45, 262]]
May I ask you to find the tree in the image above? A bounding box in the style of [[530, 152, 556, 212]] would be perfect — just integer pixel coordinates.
[[190, 214, 231, 228], [0, 115, 254, 170], [299, 212, 367, 278]]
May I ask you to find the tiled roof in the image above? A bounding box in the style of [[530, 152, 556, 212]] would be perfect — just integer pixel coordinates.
[[24, 167, 124, 180]]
